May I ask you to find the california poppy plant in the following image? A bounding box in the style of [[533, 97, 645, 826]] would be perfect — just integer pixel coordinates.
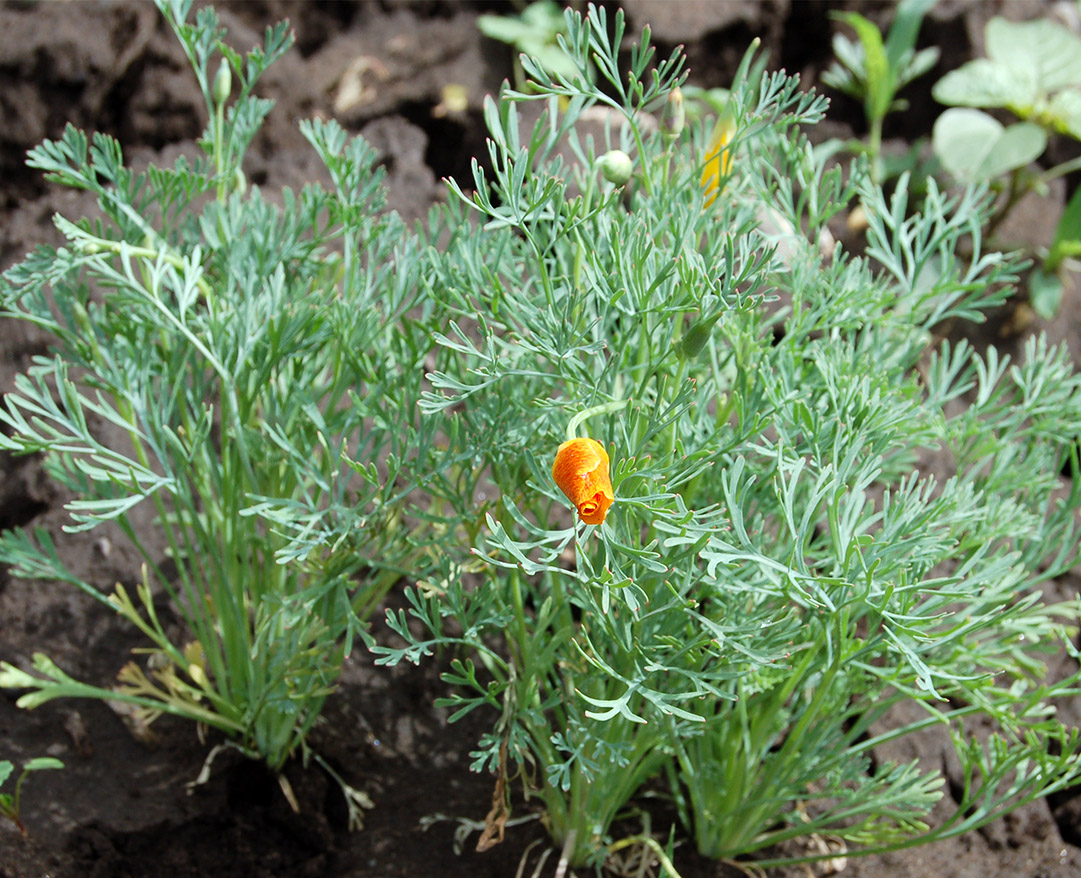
[[701, 111, 735, 207], [552, 437, 614, 525]]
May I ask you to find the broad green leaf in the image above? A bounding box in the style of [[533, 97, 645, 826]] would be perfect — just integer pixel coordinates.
[[478, 2, 566, 49], [477, 15, 536, 45], [521, 0, 566, 31], [529, 43, 581, 80], [932, 58, 1037, 111], [22, 757, 64, 772], [986, 17, 1081, 93], [1029, 269, 1064, 320], [0, 763, 12, 788], [936, 18, 1081, 117], [1048, 89, 1081, 140], [932, 108, 1046, 181]]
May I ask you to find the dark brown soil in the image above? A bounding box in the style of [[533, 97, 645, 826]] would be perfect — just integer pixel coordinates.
[[2, 2, 1081, 877]]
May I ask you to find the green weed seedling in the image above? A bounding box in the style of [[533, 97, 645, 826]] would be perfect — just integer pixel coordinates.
[[0, 757, 63, 836], [822, 0, 940, 184], [932, 15, 1081, 317], [477, 0, 585, 92]]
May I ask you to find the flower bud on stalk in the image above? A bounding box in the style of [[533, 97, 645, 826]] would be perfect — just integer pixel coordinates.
[[677, 312, 722, 360], [661, 87, 685, 143], [598, 149, 633, 186], [212, 61, 232, 106]]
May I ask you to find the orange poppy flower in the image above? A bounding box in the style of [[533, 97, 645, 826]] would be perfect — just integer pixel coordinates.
[[701, 112, 735, 207], [552, 437, 614, 525]]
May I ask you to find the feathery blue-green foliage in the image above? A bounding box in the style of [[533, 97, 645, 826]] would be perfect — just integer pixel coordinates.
[[0, 2, 1079, 870], [376, 5, 1081, 869]]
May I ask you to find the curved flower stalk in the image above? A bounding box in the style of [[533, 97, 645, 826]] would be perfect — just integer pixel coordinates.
[[552, 437, 614, 525]]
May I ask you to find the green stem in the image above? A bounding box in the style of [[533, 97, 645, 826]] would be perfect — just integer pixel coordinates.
[[508, 567, 531, 668], [566, 398, 630, 442], [868, 115, 883, 185], [667, 357, 688, 459], [97, 239, 214, 300], [214, 96, 227, 201], [986, 168, 1024, 239], [609, 835, 684, 878], [1037, 153, 1081, 185], [630, 124, 652, 198]]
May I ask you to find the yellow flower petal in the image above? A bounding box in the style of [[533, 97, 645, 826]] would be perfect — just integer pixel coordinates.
[[701, 112, 735, 207]]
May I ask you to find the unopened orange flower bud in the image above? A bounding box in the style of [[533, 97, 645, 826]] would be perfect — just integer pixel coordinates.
[[701, 111, 735, 207], [552, 437, 614, 525]]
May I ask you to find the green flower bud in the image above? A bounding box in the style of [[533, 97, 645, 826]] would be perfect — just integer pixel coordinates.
[[71, 298, 92, 331], [661, 87, 685, 143], [212, 61, 232, 106], [677, 312, 722, 360], [598, 149, 633, 186]]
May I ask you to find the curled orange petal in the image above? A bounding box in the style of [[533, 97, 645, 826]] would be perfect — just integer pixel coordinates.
[[552, 437, 614, 526]]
